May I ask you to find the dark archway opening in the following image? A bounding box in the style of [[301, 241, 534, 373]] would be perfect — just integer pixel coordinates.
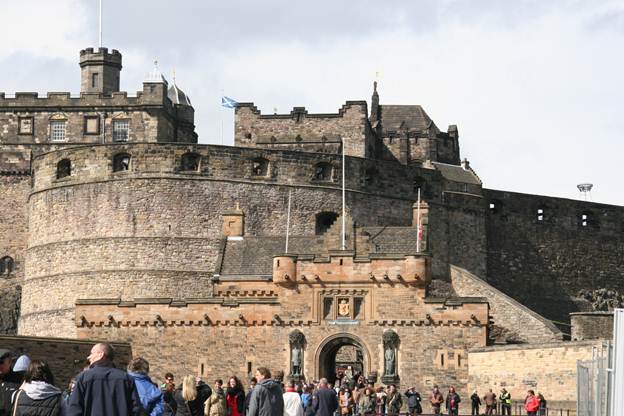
[[315, 212, 338, 235], [318, 336, 365, 385]]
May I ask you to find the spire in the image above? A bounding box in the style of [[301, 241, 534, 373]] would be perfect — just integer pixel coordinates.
[[145, 60, 167, 84], [370, 81, 380, 125]]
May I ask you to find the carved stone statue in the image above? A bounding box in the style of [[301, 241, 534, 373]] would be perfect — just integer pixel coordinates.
[[289, 330, 305, 379], [382, 330, 400, 383]]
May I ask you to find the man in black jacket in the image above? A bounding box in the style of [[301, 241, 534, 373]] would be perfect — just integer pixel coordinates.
[[311, 378, 338, 416], [67, 342, 142, 416]]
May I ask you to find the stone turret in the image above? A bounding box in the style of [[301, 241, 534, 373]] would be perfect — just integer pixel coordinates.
[[79, 47, 122, 94]]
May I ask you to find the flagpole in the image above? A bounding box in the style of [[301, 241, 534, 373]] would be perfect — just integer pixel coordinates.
[[220, 90, 224, 145], [341, 140, 346, 251], [285, 190, 292, 254], [99, 0, 103, 47], [416, 188, 421, 253]]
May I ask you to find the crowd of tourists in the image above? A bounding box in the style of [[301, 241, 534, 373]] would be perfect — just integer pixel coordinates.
[[0, 344, 549, 416]]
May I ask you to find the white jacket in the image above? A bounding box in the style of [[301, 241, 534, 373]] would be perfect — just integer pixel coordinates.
[[283, 391, 303, 416]]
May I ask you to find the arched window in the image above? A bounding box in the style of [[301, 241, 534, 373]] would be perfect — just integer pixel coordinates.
[[313, 162, 332, 181], [251, 158, 269, 177], [0, 256, 14, 276], [113, 153, 131, 172], [181, 152, 201, 172], [315, 211, 339, 235], [56, 159, 71, 179]]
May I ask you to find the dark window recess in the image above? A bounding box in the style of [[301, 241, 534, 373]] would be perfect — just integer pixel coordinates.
[[323, 298, 334, 319], [113, 153, 131, 172], [56, 159, 71, 179], [313, 163, 332, 181], [489, 201, 502, 214], [181, 153, 200, 171], [251, 158, 268, 177], [364, 168, 376, 186], [316, 212, 339, 235], [91, 73, 99, 88], [353, 298, 363, 319], [537, 208, 545, 222], [0, 256, 14, 276]]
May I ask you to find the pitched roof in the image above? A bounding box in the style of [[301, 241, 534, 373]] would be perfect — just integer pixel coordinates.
[[378, 105, 439, 133], [432, 162, 482, 185], [219, 227, 424, 276]]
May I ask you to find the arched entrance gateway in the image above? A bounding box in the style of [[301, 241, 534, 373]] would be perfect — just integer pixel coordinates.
[[316, 333, 371, 384]]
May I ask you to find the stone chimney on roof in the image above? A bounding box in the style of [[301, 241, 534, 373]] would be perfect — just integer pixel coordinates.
[[461, 158, 470, 171]]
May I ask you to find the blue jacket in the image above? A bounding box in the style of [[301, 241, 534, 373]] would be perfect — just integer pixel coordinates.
[[128, 372, 165, 416], [67, 360, 142, 416]]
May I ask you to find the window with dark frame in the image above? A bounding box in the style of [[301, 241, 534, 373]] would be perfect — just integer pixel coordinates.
[[113, 153, 131, 172], [84, 116, 100, 135], [56, 159, 71, 179], [18, 117, 34, 135], [50, 121, 66, 142], [91, 73, 99, 88], [251, 158, 268, 177], [112, 119, 129, 142], [0, 256, 14, 276], [312, 162, 332, 181], [181, 152, 201, 172]]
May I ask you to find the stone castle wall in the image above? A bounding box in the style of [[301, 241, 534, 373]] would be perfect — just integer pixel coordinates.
[[23, 143, 440, 337], [451, 265, 563, 343], [484, 189, 624, 323], [570, 312, 613, 341], [234, 102, 376, 158], [468, 340, 603, 411], [0, 173, 30, 333]]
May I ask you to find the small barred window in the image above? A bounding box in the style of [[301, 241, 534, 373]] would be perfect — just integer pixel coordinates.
[[50, 121, 66, 142], [113, 120, 129, 142]]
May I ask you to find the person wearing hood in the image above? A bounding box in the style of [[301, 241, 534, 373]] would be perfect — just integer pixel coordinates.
[[127, 357, 164, 416], [67, 342, 142, 416], [225, 376, 245, 416], [0, 350, 30, 416], [12, 359, 65, 416], [247, 367, 284, 416]]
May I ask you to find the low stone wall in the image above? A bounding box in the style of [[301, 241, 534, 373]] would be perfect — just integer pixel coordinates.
[[468, 340, 603, 411], [571, 311, 613, 341], [451, 265, 563, 343], [0, 335, 131, 388]]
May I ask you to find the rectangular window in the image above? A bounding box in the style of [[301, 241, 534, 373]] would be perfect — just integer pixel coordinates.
[[84, 116, 100, 135], [50, 121, 66, 142], [113, 120, 129, 142], [18, 116, 34, 135], [91, 73, 99, 88]]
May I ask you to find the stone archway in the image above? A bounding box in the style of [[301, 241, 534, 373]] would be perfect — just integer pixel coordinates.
[[315, 333, 371, 384]]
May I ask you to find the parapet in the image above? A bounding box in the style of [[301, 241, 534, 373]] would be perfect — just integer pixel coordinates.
[[79, 47, 122, 69]]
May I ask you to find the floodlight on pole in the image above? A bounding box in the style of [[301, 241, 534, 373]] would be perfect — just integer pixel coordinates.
[[577, 183, 593, 201]]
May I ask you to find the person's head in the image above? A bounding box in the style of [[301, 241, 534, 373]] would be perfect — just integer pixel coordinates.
[[127, 357, 150, 375], [255, 367, 271, 381], [182, 375, 197, 402], [165, 372, 174, 384], [215, 379, 223, 389], [501, 388, 507, 393], [489, 389, 493, 393], [87, 343, 114, 365], [364, 387, 373, 396], [376, 386, 383, 393], [318, 377, 328, 388], [527, 389, 535, 396], [249, 377, 257, 389], [449, 386, 455, 393], [0, 350, 12, 375], [24, 360, 54, 385], [473, 390, 478, 395], [433, 385, 439, 393], [68, 378, 76, 392], [229, 376, 243, 390]]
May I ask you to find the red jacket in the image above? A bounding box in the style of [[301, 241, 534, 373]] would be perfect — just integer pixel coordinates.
[[525, 396, 540, 412]]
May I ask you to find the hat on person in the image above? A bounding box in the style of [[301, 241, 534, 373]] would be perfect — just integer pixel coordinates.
[[13, 355, 31, 372], [0, 349, 12, 361]]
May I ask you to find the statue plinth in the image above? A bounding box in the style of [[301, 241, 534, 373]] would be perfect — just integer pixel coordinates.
[[381, 374, 400, 386]]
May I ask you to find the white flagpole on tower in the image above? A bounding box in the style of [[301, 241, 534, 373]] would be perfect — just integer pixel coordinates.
[[285, 190, 292, 254], [416, 188, 421, 253], [99, 0, 103, 47], [220, 89, 224, 145], [341, 140, 346, 251]]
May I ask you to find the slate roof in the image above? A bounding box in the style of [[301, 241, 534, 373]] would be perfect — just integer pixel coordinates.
[[432, 162, 481, 185], [378, 105, 439, 133], [219, 227, 424, 276], [168, 83, 192, 106]]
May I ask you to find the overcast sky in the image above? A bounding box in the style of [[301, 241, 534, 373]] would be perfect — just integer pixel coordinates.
[[1, 0, 622, 205]]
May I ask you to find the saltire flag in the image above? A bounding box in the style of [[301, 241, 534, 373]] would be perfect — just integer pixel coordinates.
[[221, 96, 238, 108]]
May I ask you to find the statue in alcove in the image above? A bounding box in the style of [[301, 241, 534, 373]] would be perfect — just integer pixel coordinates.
[[289, 330, 306, 380]]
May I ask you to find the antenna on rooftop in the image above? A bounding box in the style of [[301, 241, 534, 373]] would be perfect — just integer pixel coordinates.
[[98, 0, 103, 47], [577, 183, 593, 201]]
